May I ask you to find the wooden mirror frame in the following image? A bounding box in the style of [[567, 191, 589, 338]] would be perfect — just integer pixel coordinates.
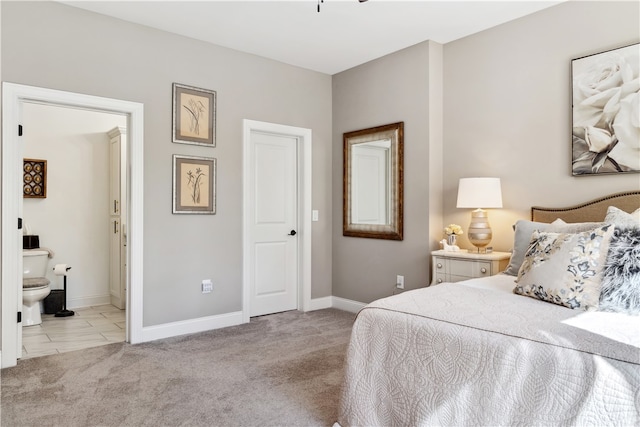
[[343, 122, 404, 240]]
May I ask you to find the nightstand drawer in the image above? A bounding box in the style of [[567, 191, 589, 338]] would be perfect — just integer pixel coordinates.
[[448, 274, 471, 283], [448, 259, 475, 277], [474, 261, 492, 277], [434, 273, 447, 285], [430, 250, 511, 286]]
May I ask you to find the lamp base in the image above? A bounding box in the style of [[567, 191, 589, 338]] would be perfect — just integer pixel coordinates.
[[468, 247, 492, 254], [468, 208, 493, 252]]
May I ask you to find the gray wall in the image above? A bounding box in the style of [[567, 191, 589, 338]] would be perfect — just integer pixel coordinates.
[[332, 41, 444, 303], [330, 0, 639, 304], [1, 2, 333, 326], [443, 1, 640, 253], [2, 1, 638, 321]]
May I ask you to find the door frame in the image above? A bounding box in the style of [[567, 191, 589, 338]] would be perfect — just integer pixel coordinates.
[[1, 82, 144, 368], [242, 119, 312, 323]]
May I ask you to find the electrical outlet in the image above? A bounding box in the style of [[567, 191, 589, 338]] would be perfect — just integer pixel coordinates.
[[396, 275, 404, 289], [202, 279, 213, 293]]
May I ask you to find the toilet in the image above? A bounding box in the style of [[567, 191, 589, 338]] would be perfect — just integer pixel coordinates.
[[23, 249, 52, 326]]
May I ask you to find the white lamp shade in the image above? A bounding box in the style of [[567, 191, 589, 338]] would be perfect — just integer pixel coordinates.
[[456, 177, 503, 208]]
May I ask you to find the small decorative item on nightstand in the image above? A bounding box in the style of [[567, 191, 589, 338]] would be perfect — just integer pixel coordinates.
[[443, 223, 463, 249], [431, 249, 511, 286]]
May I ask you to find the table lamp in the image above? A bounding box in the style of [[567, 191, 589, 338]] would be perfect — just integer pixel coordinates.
[[456, 177, 503, 253]]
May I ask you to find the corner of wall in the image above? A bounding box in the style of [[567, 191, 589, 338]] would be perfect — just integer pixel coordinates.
[[428, 41, 445, 253]]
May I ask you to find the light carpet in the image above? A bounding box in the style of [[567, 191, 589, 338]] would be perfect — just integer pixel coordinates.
[[1, 308, 355, 426]]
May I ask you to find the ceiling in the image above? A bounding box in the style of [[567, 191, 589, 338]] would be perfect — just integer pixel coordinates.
[[60, 0, 564, 75]]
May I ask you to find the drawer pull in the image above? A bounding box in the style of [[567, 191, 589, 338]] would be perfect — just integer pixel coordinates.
[[437, 278, 443, 284], [480, 267, 487, 274], [437, 263, 443, 269]]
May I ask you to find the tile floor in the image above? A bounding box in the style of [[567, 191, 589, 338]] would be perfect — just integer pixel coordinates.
[[21, 304, 125, 360]]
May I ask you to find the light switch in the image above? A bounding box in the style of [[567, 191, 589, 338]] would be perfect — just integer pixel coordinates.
[[312, 210, 319, 222]]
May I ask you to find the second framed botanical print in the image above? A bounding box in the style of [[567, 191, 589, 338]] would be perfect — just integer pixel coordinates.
[[173, 155, 216, 214], [172, 83, 216, 147]]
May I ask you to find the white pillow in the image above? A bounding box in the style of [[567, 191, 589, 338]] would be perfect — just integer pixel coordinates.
[[605, 206, 640, 228], [514, 225, 615, 311], [549, 219, 607, 231]]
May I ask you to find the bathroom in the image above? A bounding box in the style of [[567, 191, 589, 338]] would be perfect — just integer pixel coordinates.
[[21, 102, 127, 359]]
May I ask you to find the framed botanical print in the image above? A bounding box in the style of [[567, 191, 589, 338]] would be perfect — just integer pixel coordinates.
[[571, 43, 639, 176], [172, 83, 216, 147], [173, 155, 216, 214]]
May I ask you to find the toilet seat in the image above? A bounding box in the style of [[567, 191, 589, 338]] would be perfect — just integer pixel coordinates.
[[23, 277, 50, 289]]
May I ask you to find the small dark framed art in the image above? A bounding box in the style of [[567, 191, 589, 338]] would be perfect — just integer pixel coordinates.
[[23, 158, 47, 198], [172, 83, 216, 147], [173, 155, 216, 214]]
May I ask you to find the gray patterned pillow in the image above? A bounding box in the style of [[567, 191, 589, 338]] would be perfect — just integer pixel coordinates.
[[599, 227, 640, 314], [504, 219, 605, 276], [514, 225, 615, 311], [504, 220, 556, 276]]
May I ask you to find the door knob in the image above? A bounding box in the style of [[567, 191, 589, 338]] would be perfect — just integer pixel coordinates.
[[288, 230, 297, 236]]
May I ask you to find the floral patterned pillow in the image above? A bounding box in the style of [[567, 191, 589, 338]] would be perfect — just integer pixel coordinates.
[[514, 225, 615, 311]]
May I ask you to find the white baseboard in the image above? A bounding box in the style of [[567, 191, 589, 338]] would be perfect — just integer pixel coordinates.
[[308, 296, 332, 311], [308, 296, 366, 313], [331, 296, 366, 313], [141, 311, 244, 342], [66, 294, 111, 310], [139, 296, 364, 344]]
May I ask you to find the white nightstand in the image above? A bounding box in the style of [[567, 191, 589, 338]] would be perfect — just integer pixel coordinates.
[[431, 250, 511, 286]]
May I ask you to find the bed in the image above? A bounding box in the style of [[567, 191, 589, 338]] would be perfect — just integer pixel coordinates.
[[338, 191, 640, 426]]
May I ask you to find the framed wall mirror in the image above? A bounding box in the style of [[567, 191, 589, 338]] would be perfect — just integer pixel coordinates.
[[343, 122, 404, 240]]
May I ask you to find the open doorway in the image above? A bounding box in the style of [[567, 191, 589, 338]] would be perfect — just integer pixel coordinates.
[[20, 103, 126, 359], [2, 83, 144, 368]]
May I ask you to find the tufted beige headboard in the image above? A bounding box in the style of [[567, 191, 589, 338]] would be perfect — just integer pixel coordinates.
[[531, 191, 640, 224]]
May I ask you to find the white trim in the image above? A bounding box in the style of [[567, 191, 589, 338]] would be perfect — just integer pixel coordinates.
[[2, 83, 23, 367], [141, 311, 244, 342], [67, 295, 111, 310], [242, 119, 312, 323], [332, 296, 367, 313], [1, 82, 144, 368], [308, 296, 332, 311]]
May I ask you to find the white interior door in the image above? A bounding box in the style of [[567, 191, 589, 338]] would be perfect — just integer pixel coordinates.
[[248, 131, 298, 317]]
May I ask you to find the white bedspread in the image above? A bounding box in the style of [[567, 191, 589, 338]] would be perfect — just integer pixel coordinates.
[[338, 275, 640, 426]]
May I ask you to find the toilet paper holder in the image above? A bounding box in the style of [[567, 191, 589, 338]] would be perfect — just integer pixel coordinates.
[[53, 264, 74, 317]]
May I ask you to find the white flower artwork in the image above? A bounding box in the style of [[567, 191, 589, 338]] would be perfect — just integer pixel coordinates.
[[572, 43, 640, 175]]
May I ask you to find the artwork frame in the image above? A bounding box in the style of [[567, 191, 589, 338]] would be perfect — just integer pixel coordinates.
[[343, 122, 404, 241], [172, 83, 216, 147], [173, 155, 216, 214], [571, 43, 639, 176], [23, 158, 47, 198]]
